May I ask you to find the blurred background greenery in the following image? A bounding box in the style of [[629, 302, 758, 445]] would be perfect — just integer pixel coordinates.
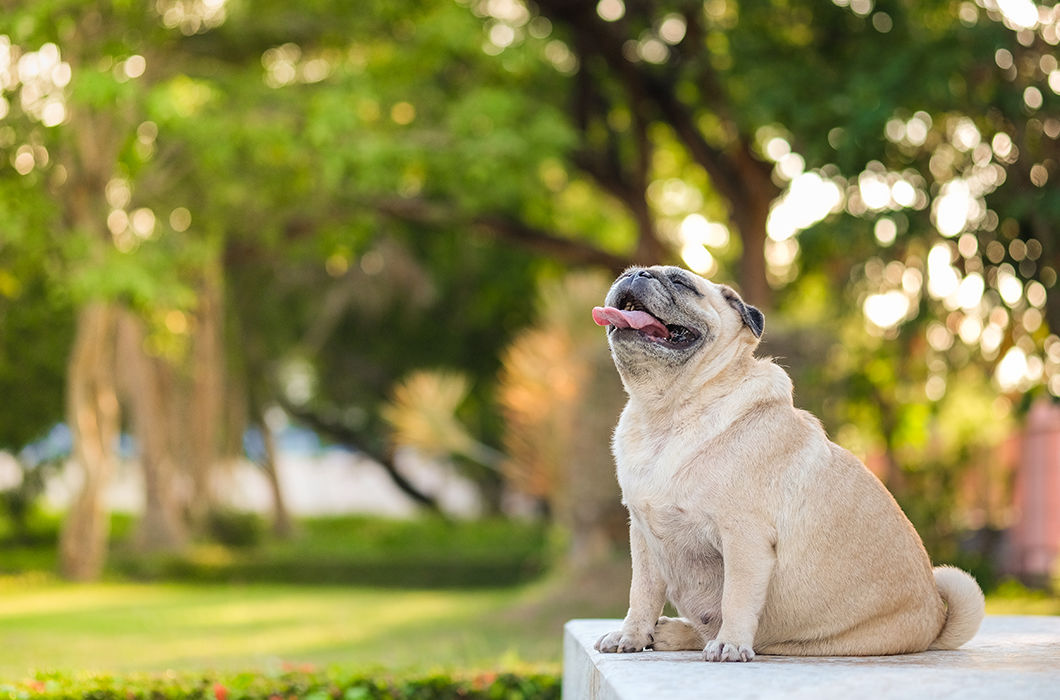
[[1, 0, 1059, 689]]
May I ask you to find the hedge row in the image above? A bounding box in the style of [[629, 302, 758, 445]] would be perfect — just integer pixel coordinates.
[[109, 554, 547, 589], [0, 671, 561, 700]]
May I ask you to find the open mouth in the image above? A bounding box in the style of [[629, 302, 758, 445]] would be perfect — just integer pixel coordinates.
[[592, 293, 701, 349]]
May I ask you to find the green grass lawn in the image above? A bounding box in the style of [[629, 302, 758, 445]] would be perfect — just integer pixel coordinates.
[[0, 577, 1058, 695], [2, 571, 1056, 683], [984, 579, 1060, 616], [0, 515, 632, 684], [0, 574, 569, 681]]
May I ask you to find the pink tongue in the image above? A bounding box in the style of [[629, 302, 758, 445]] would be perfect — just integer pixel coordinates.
[[592, 306, 670, 339]]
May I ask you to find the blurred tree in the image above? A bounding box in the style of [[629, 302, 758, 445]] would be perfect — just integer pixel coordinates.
[[1, 0, 637, 570], [533, 0, 780, 307], [2, 0, 1057, 579], [498, 272, 628, 566], [454, 0, 1058, 566], [1, 1, 236, 572], [211, 0, 636, 512], [515, 0, 1057, 488], [2, 3, 156, 577], [724, 0, 1060, 520]]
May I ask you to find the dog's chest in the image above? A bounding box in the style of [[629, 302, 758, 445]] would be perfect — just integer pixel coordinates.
[[633, 498, 717, 542], [622, 467, 724, 562], [614, 409, 726, 553]]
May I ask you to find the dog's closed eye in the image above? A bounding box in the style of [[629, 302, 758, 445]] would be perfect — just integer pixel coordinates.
[[669, 274, 700, 295]]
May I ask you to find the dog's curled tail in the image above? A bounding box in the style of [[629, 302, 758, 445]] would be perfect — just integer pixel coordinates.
[[928, 565, 985, 650]]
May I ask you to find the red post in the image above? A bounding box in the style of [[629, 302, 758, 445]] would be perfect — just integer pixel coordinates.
[[1007, 399, 1060, 582]]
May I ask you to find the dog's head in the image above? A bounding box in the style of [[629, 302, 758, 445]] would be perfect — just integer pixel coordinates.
[[592, 265, 763, 389]]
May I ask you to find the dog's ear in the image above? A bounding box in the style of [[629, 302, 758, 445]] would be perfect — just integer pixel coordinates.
[[740, 303, 765, 338], [722, 287, 765, 338]]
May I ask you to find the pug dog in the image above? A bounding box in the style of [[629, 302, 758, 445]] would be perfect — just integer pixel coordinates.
[[590, 265, 984, 662]]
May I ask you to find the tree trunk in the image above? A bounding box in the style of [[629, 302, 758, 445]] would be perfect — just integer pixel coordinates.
[[115, 312, 188, 551], [259, 417, 294, 538], [185, 265, 226, 525], [59, 303, 121, 580], [52, 11, 129, 579], [731, 186, 773, 310]]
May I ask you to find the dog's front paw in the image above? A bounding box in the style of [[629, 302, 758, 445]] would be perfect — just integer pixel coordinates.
[[595, 629, 653, 654], [703, 639, 755, 662]]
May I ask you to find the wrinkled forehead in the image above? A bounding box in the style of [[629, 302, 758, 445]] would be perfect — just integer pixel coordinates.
[[647, 265, 719, 296]]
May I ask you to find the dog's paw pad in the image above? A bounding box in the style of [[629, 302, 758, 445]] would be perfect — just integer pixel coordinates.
[[595, 631, 621, 653], [619, 637, 649, 653], [703, 640, 755, 662], [595, 630, 650, 654]]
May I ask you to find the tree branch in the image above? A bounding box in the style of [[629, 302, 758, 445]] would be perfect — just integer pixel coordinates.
[[535, 0, 777, 210], [369, 195, 633, 273], [569, 54, 665, 262], [534, 0, 778, 304], [276, 396, 444, 515]]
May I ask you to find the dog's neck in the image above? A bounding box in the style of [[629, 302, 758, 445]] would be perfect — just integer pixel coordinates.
[[621, 354, 793, 460], [621, 343, 765, 416]]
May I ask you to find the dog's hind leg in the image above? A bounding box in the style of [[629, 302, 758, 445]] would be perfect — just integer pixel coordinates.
[[651, 616, 714, 651]]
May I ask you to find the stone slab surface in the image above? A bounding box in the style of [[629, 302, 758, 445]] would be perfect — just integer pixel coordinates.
[[563, 616, 1060, 699]]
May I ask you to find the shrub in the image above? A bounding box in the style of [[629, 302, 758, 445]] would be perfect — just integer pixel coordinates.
[[205, 510, 266, 548], [109, 516, 550, 588], [0, 671, 561, 700], [6, 514, 551, 589]]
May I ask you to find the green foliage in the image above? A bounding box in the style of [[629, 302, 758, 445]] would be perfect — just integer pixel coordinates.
[[988, 578, 1060, 613], [0, 465, 58, 546], [0, 670, 560, 700], [0, 161, 73, 451], [0, 277, 73, 451]]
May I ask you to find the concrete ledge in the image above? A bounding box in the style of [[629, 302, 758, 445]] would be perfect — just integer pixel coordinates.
[[563, 617, 1060, 699]]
